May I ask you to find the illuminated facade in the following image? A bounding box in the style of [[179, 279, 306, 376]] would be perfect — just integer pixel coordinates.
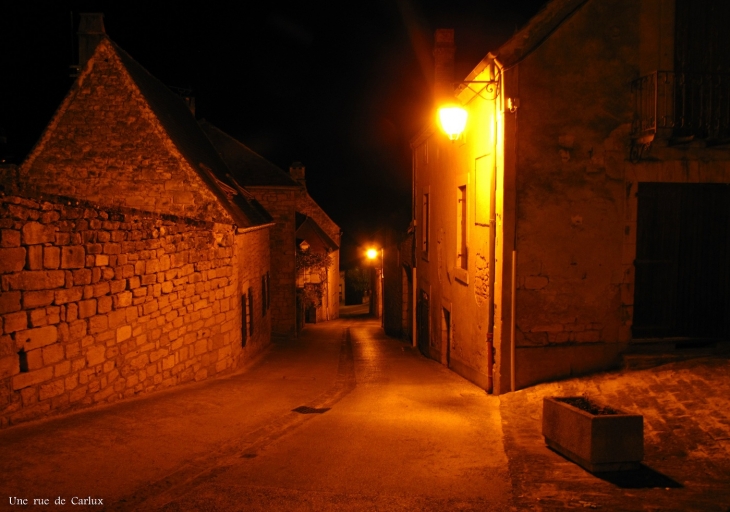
[[412, 0, 730, 394], [200, 126, 341, 336], [0, 15, 277, 426]]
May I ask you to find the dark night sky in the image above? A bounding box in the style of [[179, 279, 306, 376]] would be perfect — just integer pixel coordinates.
[[1, 1, 547, 262]]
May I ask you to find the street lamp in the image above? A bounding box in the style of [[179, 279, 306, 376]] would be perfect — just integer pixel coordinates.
[[366, 247, 384, 322], [438, 105, 467, 141]]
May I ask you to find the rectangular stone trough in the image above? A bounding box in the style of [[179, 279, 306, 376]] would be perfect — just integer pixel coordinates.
[[542, 396, 643, 473]]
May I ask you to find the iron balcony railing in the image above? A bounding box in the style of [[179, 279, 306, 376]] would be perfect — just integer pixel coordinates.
[[631, 71, 730, 143]]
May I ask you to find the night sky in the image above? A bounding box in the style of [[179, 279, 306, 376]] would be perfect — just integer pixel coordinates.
[[1, 1, 548, 263]]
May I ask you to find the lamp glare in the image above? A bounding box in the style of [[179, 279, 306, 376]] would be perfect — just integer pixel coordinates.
[[438, 106, 467, 141]]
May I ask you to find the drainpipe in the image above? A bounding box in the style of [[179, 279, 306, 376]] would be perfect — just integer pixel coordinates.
[[412, 267, 417, 348], [511, 250, 517, 392], [486, 58, 501, 394], [500, 56, 519, 393]]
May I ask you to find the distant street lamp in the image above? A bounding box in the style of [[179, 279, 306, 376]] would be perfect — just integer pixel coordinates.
[[366, 246, 384, 322], [438, 105, 467, 141]]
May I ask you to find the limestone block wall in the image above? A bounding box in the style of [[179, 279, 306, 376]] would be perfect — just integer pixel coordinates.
[[248, 187, 297, 337], [19, 39, 230, 224], [296, 192, 341, 321], [506, 0, 640, 388], [235, 226, 271, 354], [0, 193, 243, 427]]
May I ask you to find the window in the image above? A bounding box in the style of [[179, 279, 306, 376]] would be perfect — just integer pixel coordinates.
[[248, 287, 254, 336], [266, 272, 271, 309], [422, 191, 430, 257], [457, 185, 468, 270], [241, 293, 248, 347], [260, 272, 271, 316], [261, 275, 267, 317]]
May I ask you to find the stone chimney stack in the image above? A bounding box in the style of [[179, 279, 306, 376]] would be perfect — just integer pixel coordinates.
[[433, 29, 456, 103], [289, 162, 306, 188], [78, 13, 106, 70]]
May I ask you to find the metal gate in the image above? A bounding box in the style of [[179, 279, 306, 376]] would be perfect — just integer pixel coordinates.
[[633, 183, 730, 340]]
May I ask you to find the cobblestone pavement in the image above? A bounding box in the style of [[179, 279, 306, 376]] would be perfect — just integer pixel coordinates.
[[500, 354, 730, 511]]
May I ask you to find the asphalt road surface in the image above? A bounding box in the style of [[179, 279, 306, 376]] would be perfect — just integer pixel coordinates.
[[1, 315, 512, 511]]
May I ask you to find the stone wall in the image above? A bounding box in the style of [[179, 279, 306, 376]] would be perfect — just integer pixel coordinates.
[[248, 187, 297, 337], [235, 226, 271, 354], [511, 0, 639, 360], [19, 39, 230, 224], [296, 192, 340, 321], [0, 193, 244, 427]]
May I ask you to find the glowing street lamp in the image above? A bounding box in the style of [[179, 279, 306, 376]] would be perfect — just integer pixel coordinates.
[[438, 105, 467, 141], [366, 246, 384, 321]]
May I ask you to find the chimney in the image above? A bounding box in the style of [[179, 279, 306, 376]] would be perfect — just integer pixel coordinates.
[[289, 162, 306, 188], [433, 29, 456, 103], [78, 13, 106, 70]]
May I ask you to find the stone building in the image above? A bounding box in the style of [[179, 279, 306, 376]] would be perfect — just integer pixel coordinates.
[[0, 15, 274, 426], [295, 212, 339, 324], [411, 0, 730, 394], [201, 124, 340, 337]]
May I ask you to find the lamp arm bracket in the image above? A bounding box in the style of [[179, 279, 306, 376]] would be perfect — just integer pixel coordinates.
[[454, 80, 500, 100]]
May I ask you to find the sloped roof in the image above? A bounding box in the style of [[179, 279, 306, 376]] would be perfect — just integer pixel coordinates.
[[296, 212, 339, 252], [112, 42, 271, 228], [199, 121, 301, 188]]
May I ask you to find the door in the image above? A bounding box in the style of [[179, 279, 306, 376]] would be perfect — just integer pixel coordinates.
[[633, 183, 730, 340], [417, 289, 430, 355], [442, 308, 451, 366]]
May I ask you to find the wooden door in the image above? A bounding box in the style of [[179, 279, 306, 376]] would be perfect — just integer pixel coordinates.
[[633, 183, 730, 340]]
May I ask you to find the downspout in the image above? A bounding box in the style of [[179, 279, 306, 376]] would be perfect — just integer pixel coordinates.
[[411, 133, 418, 349], [412, 266, 417, 348], [501, 58, 519, 393], [325, 264, 330, 321], [487, 58, 501, 394]]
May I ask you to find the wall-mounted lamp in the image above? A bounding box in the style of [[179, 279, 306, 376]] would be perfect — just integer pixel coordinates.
[[438, 105, 468, 141]]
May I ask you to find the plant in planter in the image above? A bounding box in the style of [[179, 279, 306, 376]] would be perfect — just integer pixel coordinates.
[[542, 396, 643, 473]]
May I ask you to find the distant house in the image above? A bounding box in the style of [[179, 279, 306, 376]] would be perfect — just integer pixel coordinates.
[[296, 212, 339, 324], [0, 14, 273, 426], [201, 124, 340, 337], [410, 0, 730, 394]]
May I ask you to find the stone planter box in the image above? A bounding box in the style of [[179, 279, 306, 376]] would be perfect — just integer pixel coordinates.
[[542, 396, 643, 473]]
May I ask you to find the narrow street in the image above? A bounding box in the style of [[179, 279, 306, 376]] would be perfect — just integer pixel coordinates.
[[0, 314, 512, 511]]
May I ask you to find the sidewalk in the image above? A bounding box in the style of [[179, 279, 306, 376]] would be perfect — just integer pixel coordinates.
[[500, 353, 730, 511]]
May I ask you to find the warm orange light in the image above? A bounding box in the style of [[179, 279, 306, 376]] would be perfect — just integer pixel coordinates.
[[438, 105, 467, 141], [366, 248, 377, 260]]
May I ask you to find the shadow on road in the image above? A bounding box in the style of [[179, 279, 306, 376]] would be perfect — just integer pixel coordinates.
[[596, 464, 683, 489]]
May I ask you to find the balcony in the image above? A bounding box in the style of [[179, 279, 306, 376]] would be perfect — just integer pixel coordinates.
[[631, 71, 730, 155]]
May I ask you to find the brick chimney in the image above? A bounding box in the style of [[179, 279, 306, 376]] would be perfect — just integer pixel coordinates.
[[289, 162, 306, 188], [433, 29, 456, 103], [78, 13, 106, 70]]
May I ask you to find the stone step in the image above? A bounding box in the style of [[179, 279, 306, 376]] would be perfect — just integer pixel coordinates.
[[622, 340, 730, 370]]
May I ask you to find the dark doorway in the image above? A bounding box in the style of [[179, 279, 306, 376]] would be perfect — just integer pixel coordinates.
[[442, 308, 451, 367], [416, 289, 430, 356], [633, 183, 730, 340]]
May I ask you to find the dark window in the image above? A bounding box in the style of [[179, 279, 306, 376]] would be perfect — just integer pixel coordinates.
[[241, 293, 248, 347], [248, 287, 254, 336], [18, 350, 28, 373], [262, 275, 267, 317]]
